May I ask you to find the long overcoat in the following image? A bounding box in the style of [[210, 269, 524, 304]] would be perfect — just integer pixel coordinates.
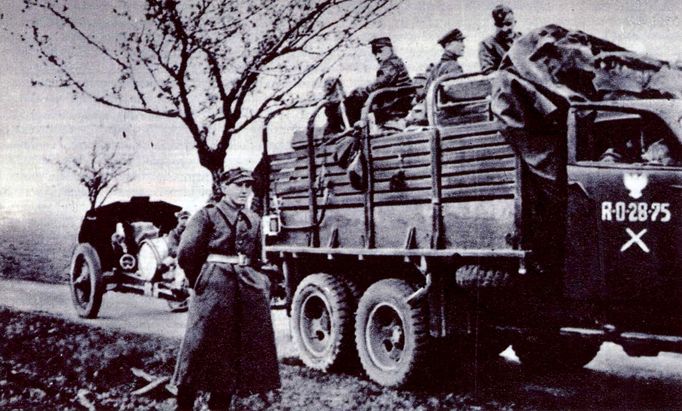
[[172, 199, 280, 395]]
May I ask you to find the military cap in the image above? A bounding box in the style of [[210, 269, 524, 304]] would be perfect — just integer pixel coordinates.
[[220, 167, 254, 184], [175, 210, 191, 219], [492, 4, 514, 26], [369, 37, 393, 53], [438, 28, 465, 46]]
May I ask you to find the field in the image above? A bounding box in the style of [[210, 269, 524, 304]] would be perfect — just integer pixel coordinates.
[[0, 215, 76, 284]]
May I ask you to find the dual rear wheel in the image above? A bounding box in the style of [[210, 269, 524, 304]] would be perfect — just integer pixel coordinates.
[[292, 276, 478, 387]]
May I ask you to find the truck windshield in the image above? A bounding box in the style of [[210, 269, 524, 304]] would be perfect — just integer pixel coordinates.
[[574, 109, 681, 167]]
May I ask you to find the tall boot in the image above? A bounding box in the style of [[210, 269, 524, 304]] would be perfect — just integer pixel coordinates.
[[175, 385, 196, 411], [208, 391, 233, 411]]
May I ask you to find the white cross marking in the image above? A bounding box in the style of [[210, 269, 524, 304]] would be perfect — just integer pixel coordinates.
[[620, 228, 650, 253]]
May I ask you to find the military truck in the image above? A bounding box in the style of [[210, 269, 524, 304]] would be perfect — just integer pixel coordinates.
[[259, 72, 682, 387]]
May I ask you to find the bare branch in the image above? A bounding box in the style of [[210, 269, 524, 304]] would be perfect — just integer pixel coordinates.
[[47, 141, 134, 210], [37, 1, 129, 69], [18, 0, 405, 198]]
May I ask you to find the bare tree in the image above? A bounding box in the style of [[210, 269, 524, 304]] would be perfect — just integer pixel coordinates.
[[49, 142, 134, 210], [17, 0, 403, 196]]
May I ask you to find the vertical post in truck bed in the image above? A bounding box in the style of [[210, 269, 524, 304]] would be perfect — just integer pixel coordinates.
[[360, 85, 419, 250], [305, 102, 325, 248], [360, 101, 376, 249], [429, 126, 445, 249]]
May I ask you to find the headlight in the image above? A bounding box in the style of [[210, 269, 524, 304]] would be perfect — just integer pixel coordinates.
[[137, 238, 169, 281]]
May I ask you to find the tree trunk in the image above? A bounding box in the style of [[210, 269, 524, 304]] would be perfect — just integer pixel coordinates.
[[196, 143, 227, 202], [209, 168, 224, 202]]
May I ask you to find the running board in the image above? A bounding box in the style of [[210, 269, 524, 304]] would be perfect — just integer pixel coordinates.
[[495, 326, 682, 354], [560, 327, 682, 354], [560, 327, 682, 343]]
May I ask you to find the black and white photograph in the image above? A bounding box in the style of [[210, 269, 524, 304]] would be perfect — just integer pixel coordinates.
[[1, 0, 682, 409]]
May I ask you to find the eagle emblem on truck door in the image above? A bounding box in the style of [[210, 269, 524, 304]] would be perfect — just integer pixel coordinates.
[[623, 173, 648, 199]]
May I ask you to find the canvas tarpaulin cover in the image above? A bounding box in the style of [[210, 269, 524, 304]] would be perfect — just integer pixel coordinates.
[[491, 24, 682, 271]]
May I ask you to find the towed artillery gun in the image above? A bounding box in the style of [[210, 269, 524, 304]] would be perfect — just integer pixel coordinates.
[[69, 197, 190, 318], [260, 70, 682, 387]]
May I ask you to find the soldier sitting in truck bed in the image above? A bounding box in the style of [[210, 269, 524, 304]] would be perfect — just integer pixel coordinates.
[[347, 37, 413, 125], [325, 36, 413, 135], [422, 28, 466, 99]]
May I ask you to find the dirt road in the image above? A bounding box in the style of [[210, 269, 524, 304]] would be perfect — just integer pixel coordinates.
[[0, 279, 296, 358], [2, 278, 682, 382]]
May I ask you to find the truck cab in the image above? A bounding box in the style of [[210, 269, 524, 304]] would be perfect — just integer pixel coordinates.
[[565, 101, 682, 338]]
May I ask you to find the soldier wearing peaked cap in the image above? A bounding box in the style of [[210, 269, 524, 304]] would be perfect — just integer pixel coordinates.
[[344, 36, 413, 124], [479, 4, 521, 74], [422, 28, 466, 97], [369, 36, 393, 50], [173, 167, 280, 410]]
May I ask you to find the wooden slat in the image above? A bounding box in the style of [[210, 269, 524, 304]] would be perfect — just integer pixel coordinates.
[[372, 157, 515, 182], [270, 147, 335, 167], [369, 120, 500, 149], [371, 132, 508, 161], [269, 150, 304, 162], [274, 180, 309, 195], [439, 120, 501, 137], [290, 127, 326, 150], [276, 180, 515, 209], [442, 183, 515, 199], [271, 156, 335, 176], [440, 113, 491, 127], [371, 130, 430, 150], [442, 77, 493, 100], [276, 170, 514, 201], [441, 132, 506, 148], [271, 167, 347, 184], [274, 152, 515, 196], [442, 156, 516, 175], [372, 145, 512, 171], [372, 141, 431, 159], [441, 170, 514, 189]]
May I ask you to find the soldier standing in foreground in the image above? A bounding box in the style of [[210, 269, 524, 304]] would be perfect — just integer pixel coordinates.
[[173, 168, 280, 410], [479, 5, 521, 74]]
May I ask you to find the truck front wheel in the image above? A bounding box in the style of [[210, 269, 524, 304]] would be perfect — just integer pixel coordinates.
[[69, 243, 105, 319], [514, 336, 601, 372], [355, 279, 429, 387], [291, 273, 356, 371]]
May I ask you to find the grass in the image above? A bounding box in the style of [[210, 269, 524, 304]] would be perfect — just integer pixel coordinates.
[[0, 216, 76, 284]]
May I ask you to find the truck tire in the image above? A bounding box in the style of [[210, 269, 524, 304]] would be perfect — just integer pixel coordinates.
[[513, 336, 601, 372], [355, 279, 429, 387], [69, 243, 105, 319], [291, 273, 356, 371], [456, 265, 511, 288]]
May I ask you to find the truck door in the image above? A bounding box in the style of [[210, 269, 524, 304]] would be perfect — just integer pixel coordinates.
[[565, 108, 682, 333]]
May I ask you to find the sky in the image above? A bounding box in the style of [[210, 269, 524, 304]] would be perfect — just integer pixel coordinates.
[[1, 0, 682, 223]]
